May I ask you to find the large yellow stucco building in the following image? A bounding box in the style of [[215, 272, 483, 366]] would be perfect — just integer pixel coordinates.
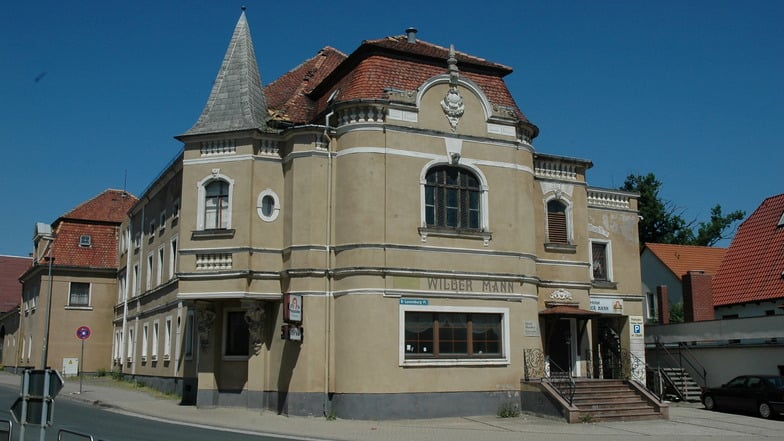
[[112, 11, 644, 419]]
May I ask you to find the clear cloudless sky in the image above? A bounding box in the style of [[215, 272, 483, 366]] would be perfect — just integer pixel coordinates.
[[2, 0, 782, 257]]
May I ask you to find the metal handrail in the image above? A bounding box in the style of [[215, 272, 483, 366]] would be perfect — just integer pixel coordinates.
[[585, 348, 670, 402], [523, 348, 575, 404], [650, 339, 708, 388]]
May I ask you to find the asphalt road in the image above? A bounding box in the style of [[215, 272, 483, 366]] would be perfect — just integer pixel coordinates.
[[0, 385, 293, 441]]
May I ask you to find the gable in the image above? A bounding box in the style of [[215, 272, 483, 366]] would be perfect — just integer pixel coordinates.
[[712, 194, 784, 306]]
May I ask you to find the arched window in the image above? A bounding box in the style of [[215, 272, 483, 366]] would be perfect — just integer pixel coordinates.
[[204, 180, 230, 229], [547, 199, 568, 244], [425, 166, 480, 230]]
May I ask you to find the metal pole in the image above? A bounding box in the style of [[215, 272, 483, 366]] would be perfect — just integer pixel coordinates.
[[41, 237, 54, 369], [79, 339, 85, 394]]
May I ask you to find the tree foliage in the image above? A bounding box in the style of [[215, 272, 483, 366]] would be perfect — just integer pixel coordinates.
[[621, 173, 745, 247]]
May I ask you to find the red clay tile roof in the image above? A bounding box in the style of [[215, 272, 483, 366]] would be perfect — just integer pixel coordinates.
[[265, 35, 531, 126], [644, 243, 727, 280], [0, 255, 31, 311], [264, 47, 347, 123], [62, 189, 137, 224], [712, 194, 784, 306], [50, 189, 138, 269]]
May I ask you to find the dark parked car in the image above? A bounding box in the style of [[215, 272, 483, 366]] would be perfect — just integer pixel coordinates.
[[702, 375, 784, 419]]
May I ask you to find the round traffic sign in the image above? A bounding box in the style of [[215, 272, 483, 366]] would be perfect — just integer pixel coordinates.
[[76, 326, 91, 340]]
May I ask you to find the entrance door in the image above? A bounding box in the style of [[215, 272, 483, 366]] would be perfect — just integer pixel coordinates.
[[548, 319, 573, 373]]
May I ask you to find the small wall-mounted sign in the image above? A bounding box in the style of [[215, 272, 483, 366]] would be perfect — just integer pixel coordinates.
[[284, 293, 302, 323], [399, 298, 428, 306], [281, 324, 303, 342]]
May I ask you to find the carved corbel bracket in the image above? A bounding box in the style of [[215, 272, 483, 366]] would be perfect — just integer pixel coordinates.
[[242, 299, 265, 355]]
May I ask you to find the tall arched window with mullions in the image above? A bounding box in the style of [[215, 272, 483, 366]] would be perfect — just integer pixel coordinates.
[[205, 180, 230, 229], [425, 166, 481, 230]]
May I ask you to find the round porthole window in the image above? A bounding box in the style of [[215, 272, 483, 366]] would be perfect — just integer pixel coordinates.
[[257, 190, 280, 222]]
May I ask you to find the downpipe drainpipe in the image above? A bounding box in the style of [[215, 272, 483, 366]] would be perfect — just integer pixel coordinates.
[[323, 108, 334, 417]]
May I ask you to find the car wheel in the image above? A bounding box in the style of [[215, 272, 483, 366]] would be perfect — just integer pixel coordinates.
[[759, 402, 772, 419], [704, 395, 717, 411]]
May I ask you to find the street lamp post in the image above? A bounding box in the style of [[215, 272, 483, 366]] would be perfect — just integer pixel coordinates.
[[40, 236, 55, 369]]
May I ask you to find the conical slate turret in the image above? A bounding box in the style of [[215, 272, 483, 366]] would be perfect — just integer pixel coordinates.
[[182, 10, 268, 136]]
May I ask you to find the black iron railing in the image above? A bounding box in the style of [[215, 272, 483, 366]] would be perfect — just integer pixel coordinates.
[[523, 348, 575, 404]]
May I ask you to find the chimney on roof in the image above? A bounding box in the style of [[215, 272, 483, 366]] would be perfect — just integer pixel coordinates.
[[405, 27, 417, 43]]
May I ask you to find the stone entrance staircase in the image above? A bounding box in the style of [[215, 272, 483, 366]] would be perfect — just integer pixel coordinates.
[[569, 379, 668, 422]]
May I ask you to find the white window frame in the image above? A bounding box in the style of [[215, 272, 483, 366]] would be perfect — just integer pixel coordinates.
[[544, 194, 574, 244], [142, 323, 149, 361], [149, 220, 156, 239], [196, 173, 235, 230], [133, 263, 140, 295], [419, 160, 490, 232], [168, 237, 178, 280], [157, 246, 165, 286], [398, 305, 510, 367], [68, 282, 90, 307], [79, 235, 92, 247], [164, 316, 172, 360], [159, 210, 166, 232], [152, 320, 160, 361], [172, 198, 180, 220], [589, 239, 613, 282], [146, 253, 154, 291], [257, 189, 280, 222], [127, 328, 135, 361]]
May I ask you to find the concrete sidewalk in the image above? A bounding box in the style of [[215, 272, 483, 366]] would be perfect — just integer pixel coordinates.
[[0, 371, 780, 441]]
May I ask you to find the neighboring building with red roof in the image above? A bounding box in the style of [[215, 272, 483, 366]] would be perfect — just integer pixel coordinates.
[[15, 189, 137, 372], [0, 255, 31, 365], [712, 194, 784, 318], [0, 255, 31, 312], [641, 243, 726, 323]]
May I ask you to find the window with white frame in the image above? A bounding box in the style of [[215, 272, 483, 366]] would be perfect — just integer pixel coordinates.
[[184, 311, 195, 359], [127, 328, 135, 361], [164, 317, 172, 360], [169, 237, 177, 280], [133, 263, 140, 295], [257, 189, 280, 222], [117, 275, 126, 304], [142, 323, 149, 361], [546, 199, 569, 244], [79, 235, 92, 247], [159, 211, 166, 232], [591, 240, 612, 281], [172, 198, 180, 220], [152, 320, 159, 360], [68, 282, 90, 307], [198, 175, 232, 230], [223, 310, 249, 358], [157, 247, 164, 286], [146, 253, 153, 291], [424, 166, 481, 230], [114, 331, 122, 361], [646, 291, 657, 321], [149, 220, 156, 239], [399, 305, 509, 366]]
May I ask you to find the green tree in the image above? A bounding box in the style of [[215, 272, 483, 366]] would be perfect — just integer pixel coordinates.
[[621, 173, 744, 247], [670, 302, 684, 323]]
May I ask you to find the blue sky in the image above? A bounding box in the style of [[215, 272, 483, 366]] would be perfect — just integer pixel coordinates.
[[2, 0, 782, 256]]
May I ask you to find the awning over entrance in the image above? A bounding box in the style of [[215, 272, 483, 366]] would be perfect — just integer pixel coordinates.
[[539, 305, 603, 318]]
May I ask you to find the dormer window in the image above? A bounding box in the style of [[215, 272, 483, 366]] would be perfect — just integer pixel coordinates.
[[778, 211, 784, 228], [79, 235, 92, 247]]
